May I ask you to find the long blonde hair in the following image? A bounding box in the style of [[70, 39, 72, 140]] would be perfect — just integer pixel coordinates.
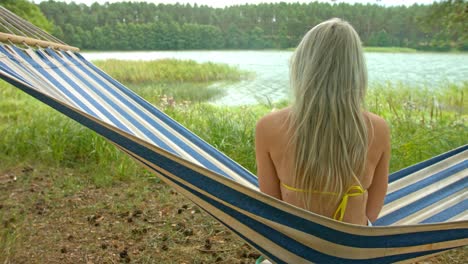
[[289, 18, 368, 211]]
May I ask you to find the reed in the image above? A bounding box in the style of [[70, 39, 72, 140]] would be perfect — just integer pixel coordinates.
[[129, 82, 225, 103], [93, 59, 249, 84], [92, 59, 250, 103], [366, 82, 467, 170]]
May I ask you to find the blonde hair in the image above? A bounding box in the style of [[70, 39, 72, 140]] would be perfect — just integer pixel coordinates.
[[289, 18, 368, 211]]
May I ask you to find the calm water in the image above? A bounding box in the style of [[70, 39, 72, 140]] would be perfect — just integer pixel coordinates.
[[82, 51, 468, 106]]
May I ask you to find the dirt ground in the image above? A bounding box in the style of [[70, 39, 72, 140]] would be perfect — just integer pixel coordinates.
[[0, 165, 466, 263]]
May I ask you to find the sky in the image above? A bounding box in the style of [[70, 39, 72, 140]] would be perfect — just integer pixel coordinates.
[[32, 0, 438, 8]]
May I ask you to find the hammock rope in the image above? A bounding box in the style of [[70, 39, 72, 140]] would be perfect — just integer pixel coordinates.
[[0, 15, 19, 35], [0, 6, 77, 51], [0, 6, 65, 44], [0, 7, 466, 264]]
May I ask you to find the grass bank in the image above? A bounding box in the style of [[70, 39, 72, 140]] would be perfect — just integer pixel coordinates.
[[94, 59, 249, 84], [287, 46, 419, 53], [363, 46, 418, 53], [287, 46, 468, 53], [0, 59, 466, 262], [94, 59, 251, 102], [362, 46, 467, 53]]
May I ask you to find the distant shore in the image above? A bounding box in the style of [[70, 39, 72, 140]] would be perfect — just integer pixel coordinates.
[[82, 47, 466, 53]]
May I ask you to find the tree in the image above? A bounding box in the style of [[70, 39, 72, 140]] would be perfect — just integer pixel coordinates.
[[418, 0, 468, 51], [367, 30, 393, 47], [248, 26, 266, 49], [33, 1, 465, 51]]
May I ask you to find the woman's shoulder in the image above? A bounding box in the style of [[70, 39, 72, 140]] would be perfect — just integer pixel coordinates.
[[256, 107, 291, 137], [364, 112, 389, 130], [364, 111, 391, 147], [257, 107, 291, 126]]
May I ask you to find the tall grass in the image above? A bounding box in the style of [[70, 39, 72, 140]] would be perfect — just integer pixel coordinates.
[[163, 104, 267, 171], [92, 59, 250, 103], [0, 74, 466, 185], [93, 59, 249, 84], [366, 82, 467, 171], [155, 83, 467, 174], [129, 82, 225, 103]]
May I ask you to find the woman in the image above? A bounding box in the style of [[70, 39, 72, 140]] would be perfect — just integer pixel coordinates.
[[255, 18, 390, 226]]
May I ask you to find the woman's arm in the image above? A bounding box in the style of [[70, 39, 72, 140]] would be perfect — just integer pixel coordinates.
[[366, 118, 391, 222], [255, 117, 282, 199]]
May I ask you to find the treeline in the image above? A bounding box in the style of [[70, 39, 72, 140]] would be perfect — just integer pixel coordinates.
[[28, 0, 466, 51]]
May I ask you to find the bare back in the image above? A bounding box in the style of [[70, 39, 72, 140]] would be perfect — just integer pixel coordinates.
[[255, 107, 390, 225]]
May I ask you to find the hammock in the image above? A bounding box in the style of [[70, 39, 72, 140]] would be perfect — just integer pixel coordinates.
[[0, 6, 466, 263]]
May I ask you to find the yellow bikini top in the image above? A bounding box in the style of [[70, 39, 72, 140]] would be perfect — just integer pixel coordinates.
[[280, 182, 366, 222]]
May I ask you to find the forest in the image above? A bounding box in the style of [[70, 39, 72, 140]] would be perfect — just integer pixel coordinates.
[[2, 0, 467, 51]]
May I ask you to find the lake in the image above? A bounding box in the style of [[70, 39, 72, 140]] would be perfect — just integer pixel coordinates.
[[82, 51, 468, 106]]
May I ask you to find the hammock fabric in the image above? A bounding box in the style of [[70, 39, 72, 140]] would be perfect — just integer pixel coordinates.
[[0, 45, 466, 263]]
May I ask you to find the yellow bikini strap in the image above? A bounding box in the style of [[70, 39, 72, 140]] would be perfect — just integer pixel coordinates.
[[333, 185, 366, 221], [280, 182, 338, 196]]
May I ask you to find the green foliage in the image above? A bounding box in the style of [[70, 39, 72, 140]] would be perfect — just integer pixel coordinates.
[[33, 1, 466, 51], [417, 0, 468, 51], [0, 0, 53, 32], [248, 26, 267, 49], [367, 30, 397, 47]]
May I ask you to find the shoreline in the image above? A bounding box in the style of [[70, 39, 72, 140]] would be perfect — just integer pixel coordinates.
[[81, 47, 467, 54]]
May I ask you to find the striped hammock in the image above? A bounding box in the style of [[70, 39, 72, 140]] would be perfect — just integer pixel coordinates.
[[0, 45, 466, 263]]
